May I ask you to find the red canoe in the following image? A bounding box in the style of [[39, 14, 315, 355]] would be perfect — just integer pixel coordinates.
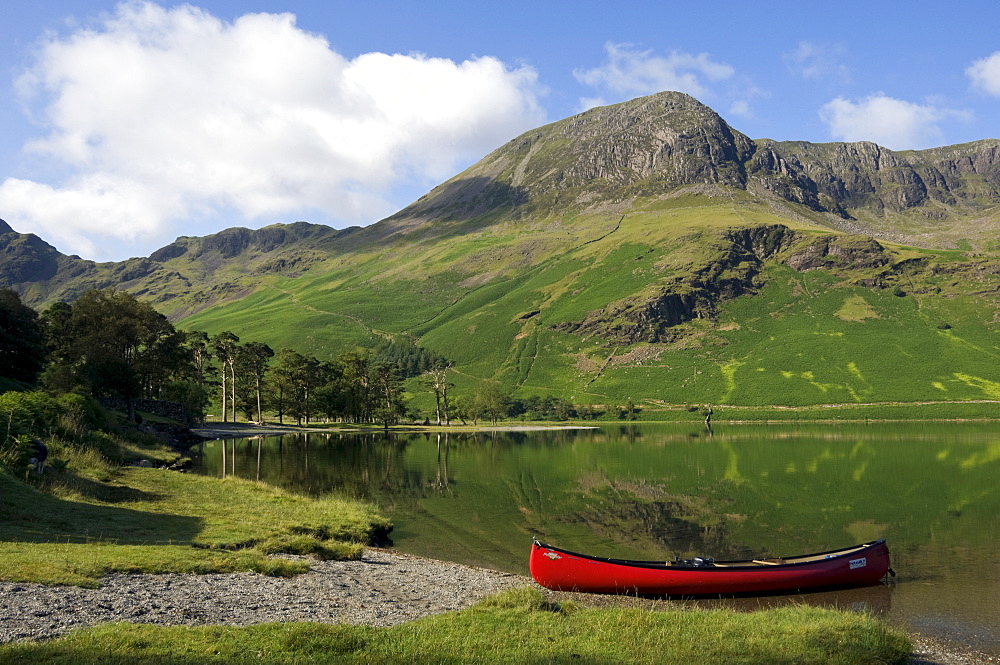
[[530, 539, 892, 596]]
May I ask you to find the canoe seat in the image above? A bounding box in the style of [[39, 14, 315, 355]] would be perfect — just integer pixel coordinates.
[[752, 558, 785, 565]]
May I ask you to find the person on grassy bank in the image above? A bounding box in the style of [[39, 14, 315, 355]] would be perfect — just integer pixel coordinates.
[[28, 438, 47, 474]]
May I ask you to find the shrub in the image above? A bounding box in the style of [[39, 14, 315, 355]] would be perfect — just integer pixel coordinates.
[[55, 393, 109, 437], [0, 391, 61, 440], [0, 434, 39, 472]]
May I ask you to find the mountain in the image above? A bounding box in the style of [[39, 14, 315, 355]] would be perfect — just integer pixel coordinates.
[[383, 93, 999, 241], [3, 91, 1000, 414]]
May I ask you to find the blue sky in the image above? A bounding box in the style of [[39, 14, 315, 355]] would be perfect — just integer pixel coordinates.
[[2, 0, 999, 261]]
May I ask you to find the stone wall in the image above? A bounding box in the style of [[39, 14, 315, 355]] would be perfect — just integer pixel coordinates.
[[98, 397, 193, 426]]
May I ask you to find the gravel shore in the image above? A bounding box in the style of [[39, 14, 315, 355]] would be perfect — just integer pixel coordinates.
[[0, 549, 525, 644], [0, 548, 993, 664]]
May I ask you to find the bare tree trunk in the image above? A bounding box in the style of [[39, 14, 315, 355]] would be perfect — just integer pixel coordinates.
[[430, 364, 451, 426], [220, 370, 227, 423], [442, 379, 450, 426], [229, 359, 236, 423], [255, 376, 263, 424]]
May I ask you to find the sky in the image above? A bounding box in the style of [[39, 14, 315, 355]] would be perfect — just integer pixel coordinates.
[[2, 0, 999, 262]]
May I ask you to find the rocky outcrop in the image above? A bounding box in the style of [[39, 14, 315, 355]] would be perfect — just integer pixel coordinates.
[[785, 235, 892, 272], [147, 222, 353, 264], [98, 397, 193, 426], [561, 224, 797, 344], [0, 228, 61, 284], [557, 224, 905, 344], [548, 93, 756, 191], [750, 138, 1000, 216]]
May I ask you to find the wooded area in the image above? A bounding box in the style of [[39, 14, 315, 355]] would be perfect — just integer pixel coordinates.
[[0, 287, 617, 427]]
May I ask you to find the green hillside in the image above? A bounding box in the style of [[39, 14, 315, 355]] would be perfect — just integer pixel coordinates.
[[4, 91, 1000, 416], [175, 195, 1000, 414]]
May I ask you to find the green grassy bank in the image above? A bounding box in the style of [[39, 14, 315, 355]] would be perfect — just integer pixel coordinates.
[[0, 468, 389, 586], [0, 588, 911, 665], [0, 392, 390, 586]]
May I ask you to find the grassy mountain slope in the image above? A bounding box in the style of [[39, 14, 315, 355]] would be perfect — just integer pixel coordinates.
[[3, 92, 1000, 414], [176, 196, 1000, 412]]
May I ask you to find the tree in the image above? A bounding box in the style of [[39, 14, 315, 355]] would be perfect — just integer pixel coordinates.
[[38, 301, 79, 393], [336, 350, 372, 424], [184, 331, 214, 388], [237, 341, 274, 423], [0, 289, 46, 386], [370, 361, 406, 429], [211, 332, 240, 422], [51, 289, 189, 421], [422, 362, 453, 425], [618, 398, 639, 421], [267, 353, 296, 425], [473, 382, 511, 426], [40, 301, 74, 365], [161, 378, 211, 424], [272, 349, 323, 425], [450, 395, 476, 426], [313, 361, 348, 423]]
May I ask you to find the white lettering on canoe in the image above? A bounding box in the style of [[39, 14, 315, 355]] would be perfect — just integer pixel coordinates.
[[544, 552, 561, 560], [849, 557, 867, 569]]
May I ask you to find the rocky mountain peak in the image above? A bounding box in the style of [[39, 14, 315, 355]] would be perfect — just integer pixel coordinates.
[[388, 92, 757, 224], [390, 92, 1000, 233], [545, 91, 755, 190]]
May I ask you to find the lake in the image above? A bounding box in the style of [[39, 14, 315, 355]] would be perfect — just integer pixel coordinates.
[[191, 422, 1000, 655]]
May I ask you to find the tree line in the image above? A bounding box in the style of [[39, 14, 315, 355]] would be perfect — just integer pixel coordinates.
[[0, 288, 420, 427], [1, 287, 626, 427]]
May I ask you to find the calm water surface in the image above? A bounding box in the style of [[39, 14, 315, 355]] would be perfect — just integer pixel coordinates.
[[192, 423, 1000, 653]]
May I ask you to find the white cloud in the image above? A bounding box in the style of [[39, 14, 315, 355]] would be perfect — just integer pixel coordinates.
[[967, 51, 1000, 96], [728, 100, 751, 117], [1, 2, 545, 260], [574, 42, 734, 111], [819, 95, 969, 150], [0, 175, 180, 258], [784, 41, 850, 83]]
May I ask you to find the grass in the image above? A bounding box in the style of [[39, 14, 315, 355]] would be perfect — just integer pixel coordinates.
[[0, 462, 390, 586], [0, 588, 911, 665]]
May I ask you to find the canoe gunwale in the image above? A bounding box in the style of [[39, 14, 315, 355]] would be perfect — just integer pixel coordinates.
[[531, 538, 888, 572]]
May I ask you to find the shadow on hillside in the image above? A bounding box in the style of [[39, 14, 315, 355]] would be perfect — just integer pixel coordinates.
[[0, 473, 201, 546], [57, 475, 166, 504], [381, 176, 529, 230]]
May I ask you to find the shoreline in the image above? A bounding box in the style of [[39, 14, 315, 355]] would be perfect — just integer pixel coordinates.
[[187, 417, 1000, 443], [0, 548, 993, 663], [188, 422, 600, 440]]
